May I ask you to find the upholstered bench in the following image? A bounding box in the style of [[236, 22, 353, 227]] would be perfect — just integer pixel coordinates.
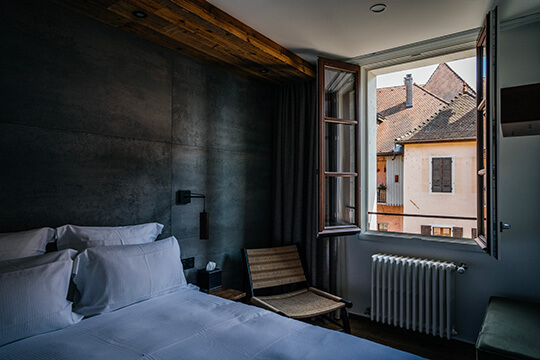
[[476, 296, 540, 360]]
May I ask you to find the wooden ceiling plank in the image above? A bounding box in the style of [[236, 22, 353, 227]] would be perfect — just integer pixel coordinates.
[[148, 1, 302, 78], [109, 1, 287, 81], [122, 0, 301, 80], [168, 0, 315, 78], [124, 22, 277, 81]]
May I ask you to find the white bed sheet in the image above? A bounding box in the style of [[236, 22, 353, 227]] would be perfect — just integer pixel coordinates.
[[0, 289, 425, 359]]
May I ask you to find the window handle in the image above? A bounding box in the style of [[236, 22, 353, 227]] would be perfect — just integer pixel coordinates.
[[500, 222, 511, 232]]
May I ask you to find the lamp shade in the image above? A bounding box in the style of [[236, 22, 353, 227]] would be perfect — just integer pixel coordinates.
[[200, 212, 209, 239]]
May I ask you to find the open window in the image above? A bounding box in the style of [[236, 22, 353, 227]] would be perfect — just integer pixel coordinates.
[[317, 9, 499, 257], [317, 58, 361, 236], [475, 8, 499, 258]]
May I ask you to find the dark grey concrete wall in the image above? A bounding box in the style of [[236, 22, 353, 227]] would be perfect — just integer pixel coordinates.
[[0, 0, 274, 288]]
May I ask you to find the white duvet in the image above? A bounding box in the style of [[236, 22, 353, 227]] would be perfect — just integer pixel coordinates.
[[0, 289, 425, 359]]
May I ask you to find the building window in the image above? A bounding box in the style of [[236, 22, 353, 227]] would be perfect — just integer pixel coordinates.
[[421, 225, 464, 238], [432, 226, 452, 237], [430, 157, 454, 193], [378, 223, 388, 231]]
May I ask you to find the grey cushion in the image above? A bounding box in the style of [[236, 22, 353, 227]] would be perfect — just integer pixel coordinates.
[[476, 296, 540, 360]]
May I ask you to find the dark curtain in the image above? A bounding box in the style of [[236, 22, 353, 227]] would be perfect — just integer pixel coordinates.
[[272, 79, 338, 293]]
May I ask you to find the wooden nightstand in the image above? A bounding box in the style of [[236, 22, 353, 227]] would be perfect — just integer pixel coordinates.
[[207, 287, 246, 301]]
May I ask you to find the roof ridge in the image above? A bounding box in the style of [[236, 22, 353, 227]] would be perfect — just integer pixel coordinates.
[[413, 83, 449, 104]]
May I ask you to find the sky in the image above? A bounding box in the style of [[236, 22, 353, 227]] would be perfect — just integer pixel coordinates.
[[376, 57, 476, 90]]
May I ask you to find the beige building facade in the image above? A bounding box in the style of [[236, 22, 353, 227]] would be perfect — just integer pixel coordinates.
[[402, 141, 477, 238]]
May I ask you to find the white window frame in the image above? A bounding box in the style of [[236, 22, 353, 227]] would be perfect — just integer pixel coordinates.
[[429, 155, 455, 195]]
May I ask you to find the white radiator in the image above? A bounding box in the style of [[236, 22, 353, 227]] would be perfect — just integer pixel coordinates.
[[371, 254, 457, 339]]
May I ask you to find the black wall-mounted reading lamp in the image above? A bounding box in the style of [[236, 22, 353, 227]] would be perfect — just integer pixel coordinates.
[[177, 190, 209, 239]]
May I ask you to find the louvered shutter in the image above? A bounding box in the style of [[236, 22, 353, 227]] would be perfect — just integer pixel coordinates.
[[421, 225, 431, 235], [431, 158, 442, 192], [442, 158, 452, 193], [472, 228, 478, 239], [453, 227, 463, 238]]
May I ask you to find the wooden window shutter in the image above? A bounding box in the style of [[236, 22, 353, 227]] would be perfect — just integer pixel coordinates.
[[472, 228, 478, 239], [431, 158, 441, 192], [453, 227, 463, 238], [442, 158, 452, 193], [421, 225, 431, 235]]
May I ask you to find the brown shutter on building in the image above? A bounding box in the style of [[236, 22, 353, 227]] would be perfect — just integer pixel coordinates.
[[442, 158, 452, 193], [453, 227, 463, 238], [421, 225, 431, 235], [432, 158, 441, 192], [472, 228, 478, 239]]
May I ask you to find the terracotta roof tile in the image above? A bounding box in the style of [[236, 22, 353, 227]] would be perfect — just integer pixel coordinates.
[[376, 83, 447, 154], [397, 92, 476, 143]]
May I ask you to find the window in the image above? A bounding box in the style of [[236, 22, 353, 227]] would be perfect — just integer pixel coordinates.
[[430, 157, 453, 194], [432, 226, 452, 237], [421, 225, 463, 237], [318, 58, 361, 236], [316, 9, 498, 256]]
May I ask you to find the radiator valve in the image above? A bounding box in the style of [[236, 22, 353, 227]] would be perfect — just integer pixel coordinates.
[[457, 263, 467, 274]]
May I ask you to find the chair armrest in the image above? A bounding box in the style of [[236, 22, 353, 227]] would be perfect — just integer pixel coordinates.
[[308, 287, 353, 308], [250, 296, 289, 317]]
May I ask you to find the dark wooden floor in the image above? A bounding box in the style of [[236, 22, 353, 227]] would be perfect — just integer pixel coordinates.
[[306, 314, 476, 360]]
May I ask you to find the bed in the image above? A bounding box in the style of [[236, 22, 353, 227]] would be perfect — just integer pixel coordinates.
[[0, 224, 425, 359]]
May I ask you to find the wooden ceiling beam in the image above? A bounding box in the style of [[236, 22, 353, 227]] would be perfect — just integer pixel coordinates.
[[52, 0, 315, 82], [121, 0, 301, 80], [109, 1, 283, 81], [168, 0, 315, 78]]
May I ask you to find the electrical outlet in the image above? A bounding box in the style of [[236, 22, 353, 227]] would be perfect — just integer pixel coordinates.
[[181, 257, 195, 269]]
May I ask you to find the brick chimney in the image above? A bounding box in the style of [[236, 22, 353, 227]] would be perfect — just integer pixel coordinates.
[[404, 74, 413, 108]]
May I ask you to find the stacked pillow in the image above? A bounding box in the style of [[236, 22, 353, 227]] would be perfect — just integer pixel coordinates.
[[56, 222, 164, 252], [0, 222, 187, 345], [0, 227, 55, 261]]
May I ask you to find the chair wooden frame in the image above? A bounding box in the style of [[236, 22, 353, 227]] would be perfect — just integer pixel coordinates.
[[242, 244, 352, 334]]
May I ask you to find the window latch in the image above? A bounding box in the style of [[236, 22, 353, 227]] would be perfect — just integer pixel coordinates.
[[500, 222, 511, 232]]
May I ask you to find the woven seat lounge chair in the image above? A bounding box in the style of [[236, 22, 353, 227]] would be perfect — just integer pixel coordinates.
[[242, 245, 352, 333]]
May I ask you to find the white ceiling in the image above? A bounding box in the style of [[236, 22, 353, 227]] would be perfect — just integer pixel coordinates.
[[208, 0, 540, 64]]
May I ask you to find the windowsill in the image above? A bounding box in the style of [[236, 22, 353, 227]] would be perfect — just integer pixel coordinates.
[[357, 230, 484, 253]]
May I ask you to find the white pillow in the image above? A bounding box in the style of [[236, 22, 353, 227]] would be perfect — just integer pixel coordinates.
[[0, 227, 56, 261], [56, 222, 164, 252], [0, 249, 83, 346], [72, 236, 186, 316]]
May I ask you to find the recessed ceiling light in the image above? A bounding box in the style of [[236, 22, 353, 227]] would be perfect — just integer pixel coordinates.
[[259, 69, 269, 74], [132, 10, 147, 18], [370, 4, 386, 13]]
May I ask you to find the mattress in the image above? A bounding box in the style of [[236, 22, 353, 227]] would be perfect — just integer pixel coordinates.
[[0, 288, 425, 359]]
